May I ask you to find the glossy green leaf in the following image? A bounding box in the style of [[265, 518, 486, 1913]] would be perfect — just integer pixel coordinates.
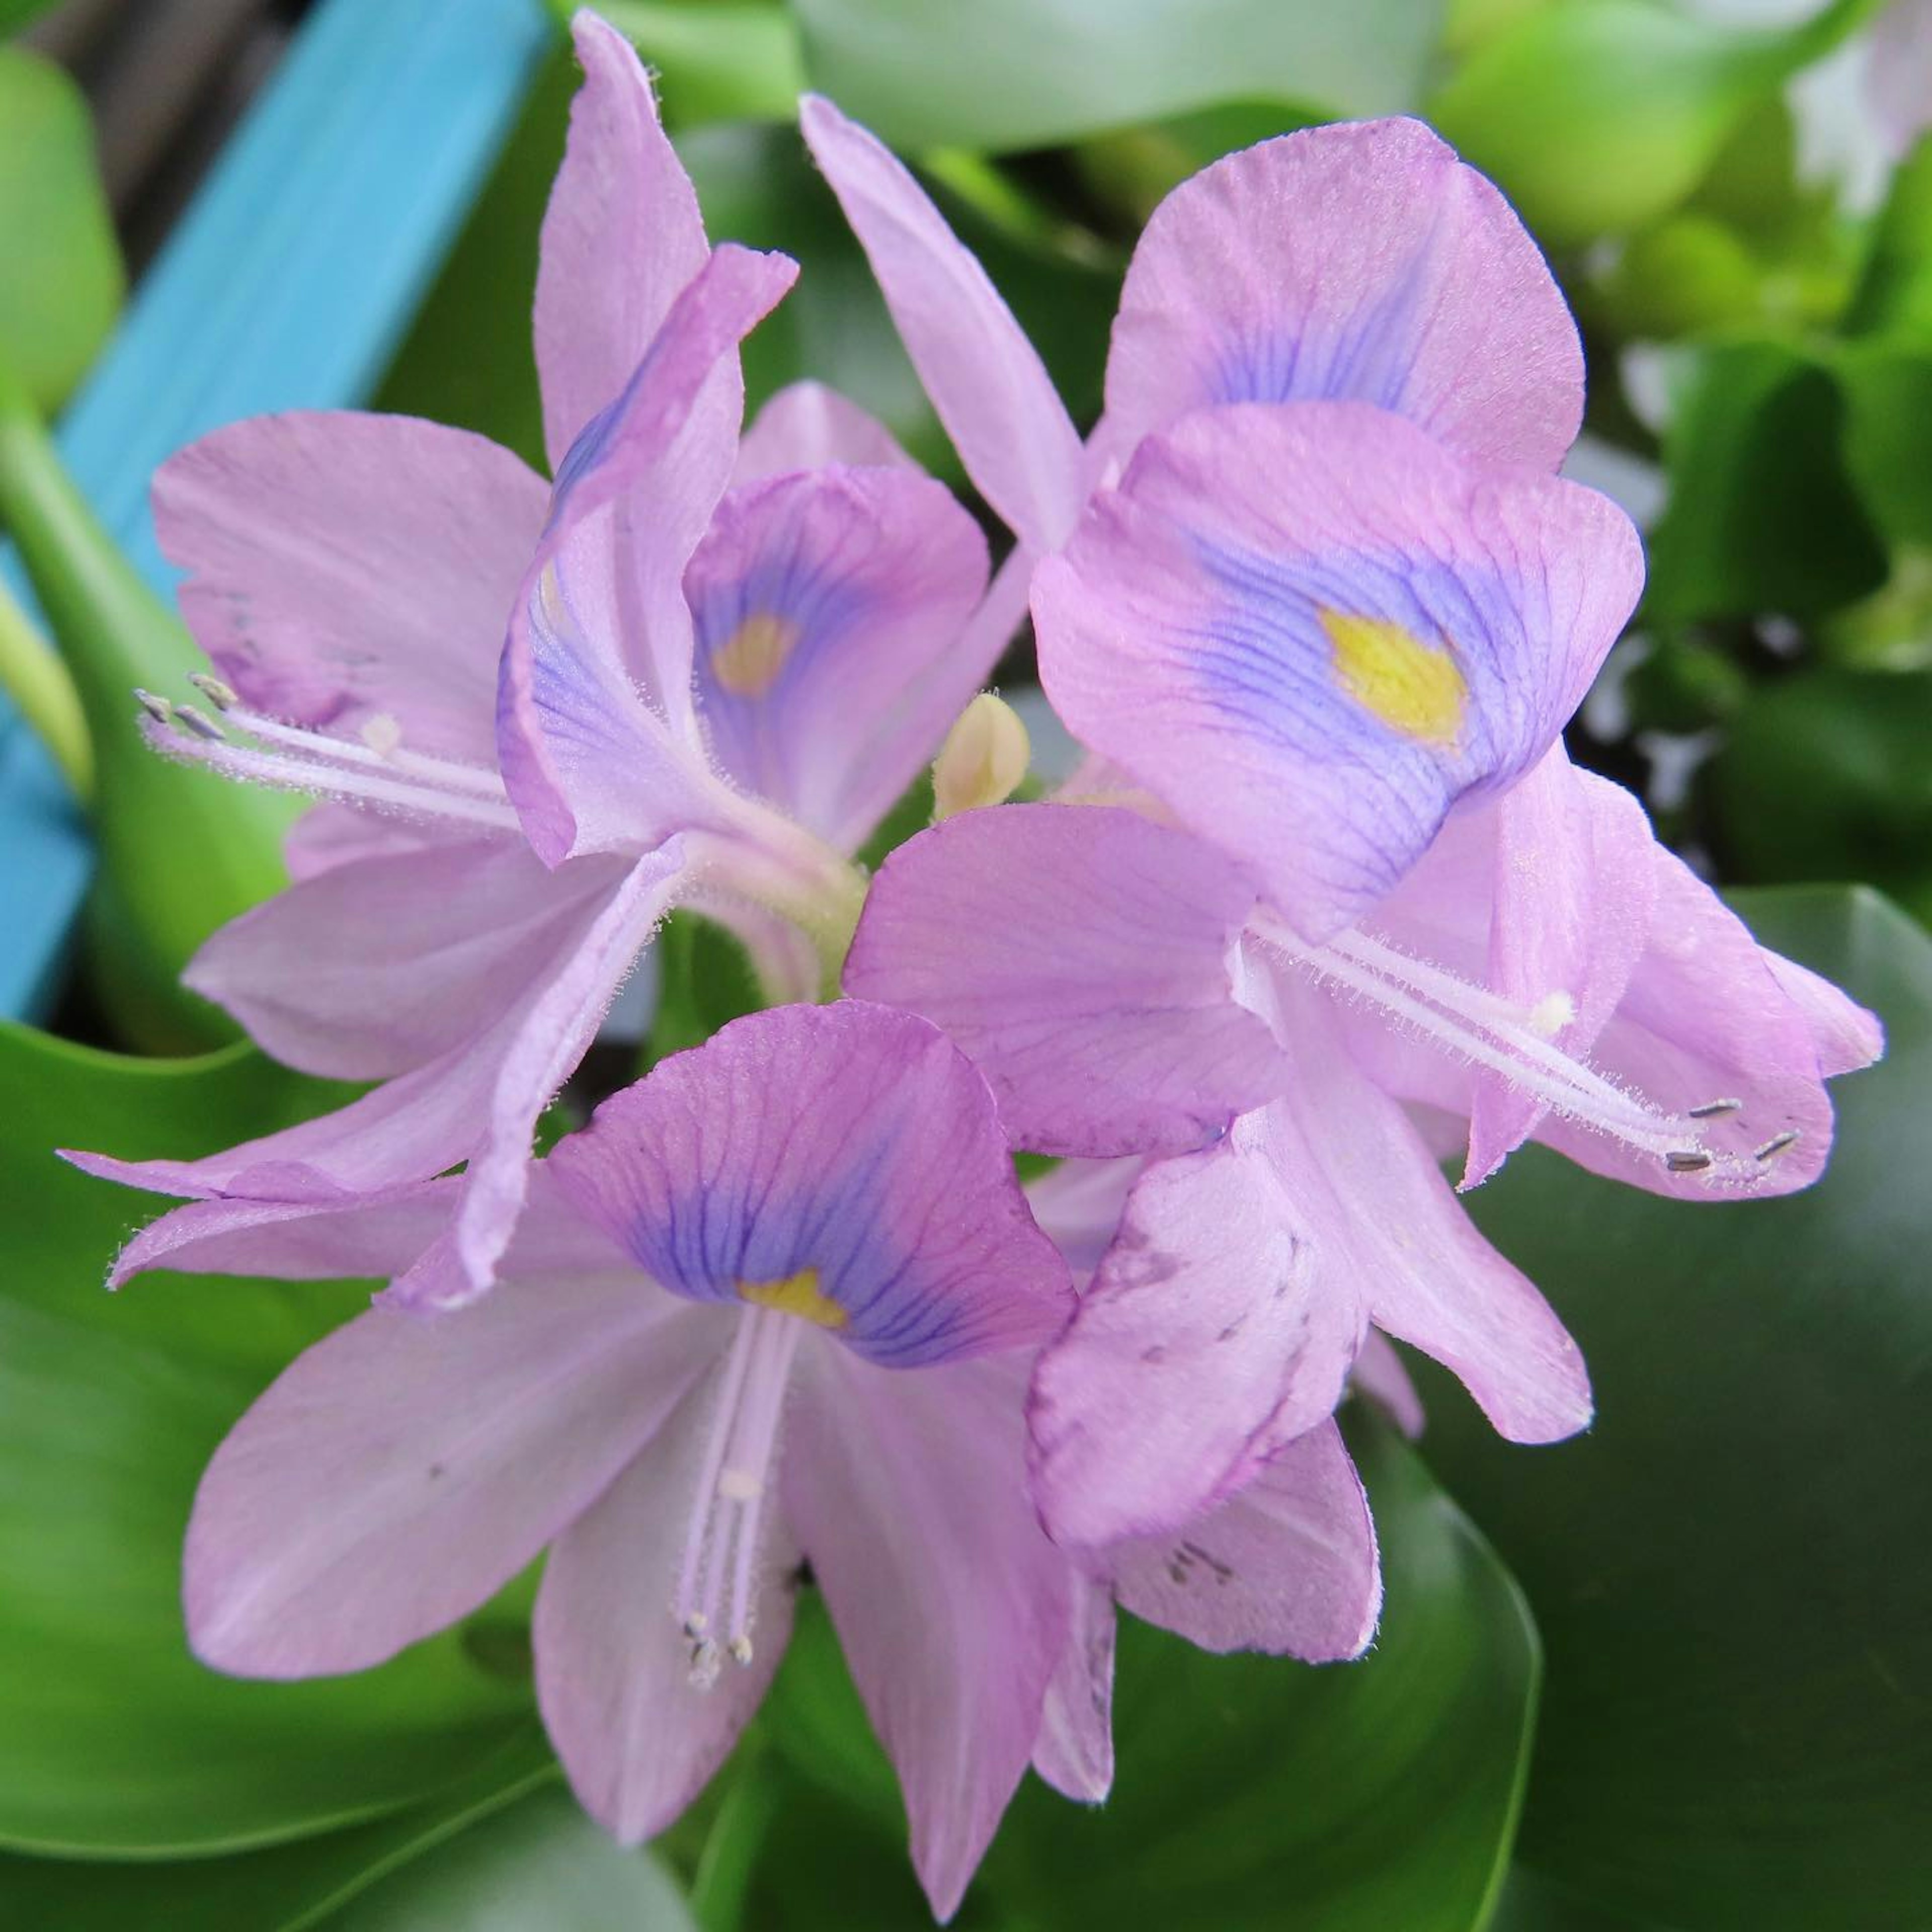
[[0, 1022, 536, 1855], [1491, 1868, 1678, 1931], [1644, 338, 1889, 623], [1422, 887, 1932, 1930], [0, 1733, 556, 1929], [1835, 341, 1932, 547], [0, 47, 124, 414], [766, 1415, 1540, 1929], [792, 0, 1440, 155], [1844, 134, 1932, 342]]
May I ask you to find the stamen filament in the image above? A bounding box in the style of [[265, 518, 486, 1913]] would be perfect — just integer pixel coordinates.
[[675, 1308, 801, 1687], [222, 703, 509, 801], [1257, 915, 1708, 1166]]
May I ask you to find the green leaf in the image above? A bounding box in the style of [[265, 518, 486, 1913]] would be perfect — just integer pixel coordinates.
[[0, 47, 124, 414], [1427, 0, 1876, 247], [0, 1023, 536, 1856], [766, 1416, 1541, 1929], [0, 1733, 557, 1930], [1834, 340, 1932, 547], [792, 0, 1441, 155], [1644, 337, 1889, 624], [1421, 887, 1932, 1929], [1708, 673, 1932, 916], [646, 911, 764, 1065], [589, 1, 806, 127], [1491, 1867, 1678, 1931]]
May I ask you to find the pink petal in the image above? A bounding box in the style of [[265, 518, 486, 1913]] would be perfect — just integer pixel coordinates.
[[546, 1001, 1073, 1365], [534, 12, 710, 472], [1110, 1420, 1381, 1661], [799, 94, 1087, 551], [444, 844, 694, 1304], [185, 1280, 721, 1677], [1023, 1157, 1141, 1287], [499, 245, 797, 865], [1535, 846, 1883, 1200], [1463, 751, 1660, 1185], [783, 1345, 1076, 1921], [1867, 0, 1932, 161], [735, 379, 916, 482], [1351, 1330, 1425, 1440], [1034, 399, 1644, 942], [184, 839, 617, 1081], [1105, 118, 1582, 470], [685, 464, 990, 851], [1031, 1574, 1115, 1804], [844, 803, 1287, 1157], [1028, 1111, 1364, 1551], [154, 411, 547, 764], [535, 1376, 796, 1843], [282, 804, 461, 883], [1257, 964, 1592, 1444]]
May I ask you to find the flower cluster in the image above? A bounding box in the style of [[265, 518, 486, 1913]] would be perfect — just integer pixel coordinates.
[[72, 12, 1881, 1920]]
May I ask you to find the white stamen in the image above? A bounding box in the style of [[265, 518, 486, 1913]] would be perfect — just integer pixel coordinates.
[[1257, 916, 1747, 1177], [136, 684, 522, 834], [674, 1308, 800, 1685]]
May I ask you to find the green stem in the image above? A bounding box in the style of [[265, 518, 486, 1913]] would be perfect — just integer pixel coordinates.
[[689, 1733, 782, 1932], [0, 575, 91, 797]]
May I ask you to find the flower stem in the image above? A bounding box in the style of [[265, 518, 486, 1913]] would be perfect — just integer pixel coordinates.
[[0, 576, 91, 798]]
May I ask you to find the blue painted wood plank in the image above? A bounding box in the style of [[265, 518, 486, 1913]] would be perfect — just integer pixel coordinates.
[[0, 0, 554, 1023]]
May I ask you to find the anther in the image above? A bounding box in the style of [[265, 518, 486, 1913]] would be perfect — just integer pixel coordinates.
[[688, 1638, 722, 1690], [1754, 1130, 1800, 1162], [1666, 1150, 1714, 1173], [360, 713, 403, 758], [175, 704, 228, 741], [682, 1613, 709, 1640], [188, 672, 237, 709], [728, 1635, 754, 1667], [134, 689, 174, 726], [1687, 1098, 1743, 1119]]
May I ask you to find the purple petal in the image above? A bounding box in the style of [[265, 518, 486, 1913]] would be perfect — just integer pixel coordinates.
[[183, 839, 612, 1081], [784, 1346, 1075, 1920], [1023, 1157, 1141, 1287], [1031, 1574, 1115, 1804], [499, 246, 797, 866], [1257, 964, 1592, 1443], [1105, 118, 1582, 470], [546, 1001, 1073, 1367], [1351, 1331, 1426, 1440], [1034, 400, 1644, 941], [1109, 1420, 1380, 1662], [534, 12, 710, 472], [535, 1377, 796, 1843], [442, 845, 693, 1305], [799, 94, 1087, 550], [1462, 751, 1661, 1185], [735, 380, 916, 482], [282, 804, 461, 883], [844, 803, 1287, 1157], [1028, 1112, 1364, 1551], [1867, 0, 1932, 161], [685, 464, 990, 851], [154, 412, 546, 764], [1533, 845, 1883, 1200], [185, 1280, 720, 1677]]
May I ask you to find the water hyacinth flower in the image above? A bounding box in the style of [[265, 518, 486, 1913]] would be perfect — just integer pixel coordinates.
[[823, 102, 1884, 1545], [68, 16, 1008, 1308], [167, 1003, 1381, 1917]]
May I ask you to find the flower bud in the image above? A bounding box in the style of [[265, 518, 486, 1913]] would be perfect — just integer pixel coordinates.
[[931, 692, 1030, 821]]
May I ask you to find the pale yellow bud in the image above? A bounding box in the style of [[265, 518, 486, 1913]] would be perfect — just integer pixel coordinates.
[[931, 692, 1030, 821]]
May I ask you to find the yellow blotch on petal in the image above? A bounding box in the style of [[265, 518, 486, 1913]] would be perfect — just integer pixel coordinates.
[[738, 1266, 847, 1330], [710, 611, 800, 697], [1319, 608, 1467, 747]]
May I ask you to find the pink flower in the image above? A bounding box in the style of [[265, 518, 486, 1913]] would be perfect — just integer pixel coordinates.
[[70, 18, 1010, 1308], [169, 1003, 1381, 1916], [820, 101, 1883, 1547]]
